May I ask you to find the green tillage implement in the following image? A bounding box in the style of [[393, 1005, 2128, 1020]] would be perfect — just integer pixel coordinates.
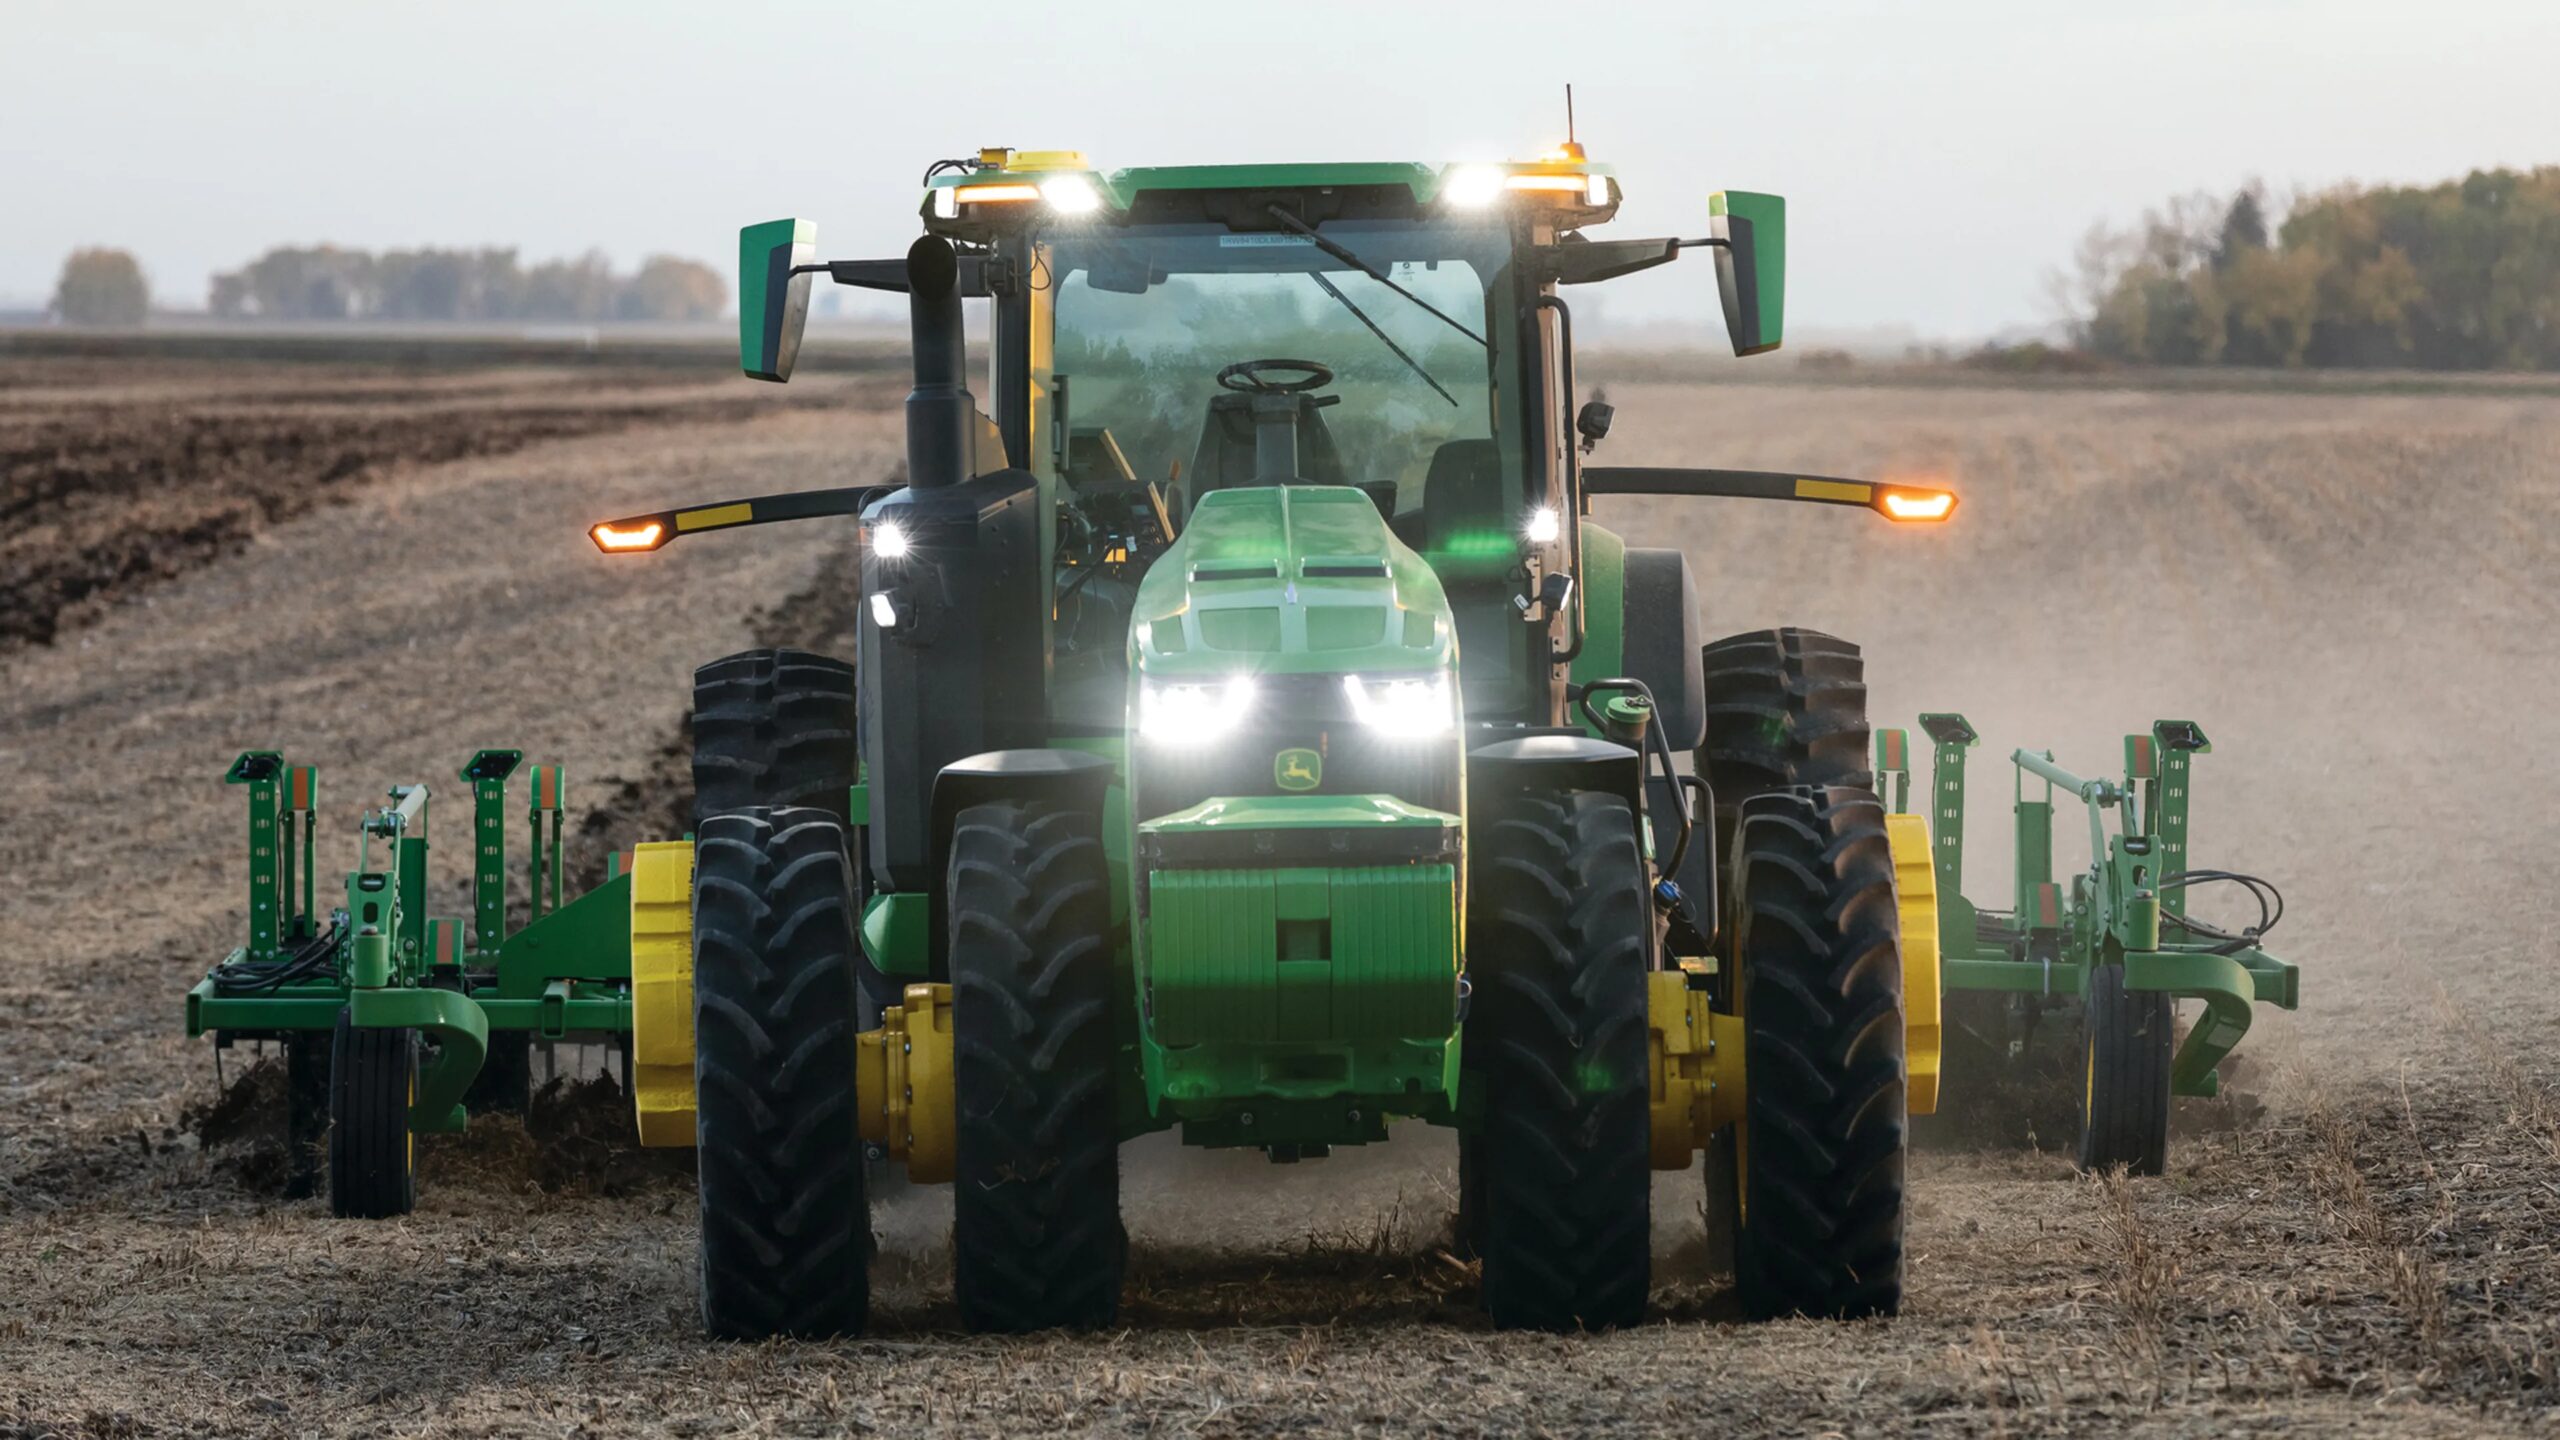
[[1877, 715, 2299, 1174], [186, 748, 633, 1215]]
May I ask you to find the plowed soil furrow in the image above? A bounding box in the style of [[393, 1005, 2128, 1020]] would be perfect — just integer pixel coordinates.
[[2, 360, 2556, 1437]]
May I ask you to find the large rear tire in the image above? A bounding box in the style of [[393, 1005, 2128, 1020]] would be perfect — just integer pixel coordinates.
[[1467, 789, 1652, 1332], [1699, 628, 1872, 864], [327, 1010, 417, 1219], [950, 798, 1124, 1333], [1733, 786, 1907, 1321], [693, 807, 869, 1340], [2077, 963, 2173, 1175], [691, 648, 890, 1023]]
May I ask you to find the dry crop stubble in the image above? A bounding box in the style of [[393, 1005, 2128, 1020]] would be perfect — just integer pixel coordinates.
[[5, 361, 2560, 1434]]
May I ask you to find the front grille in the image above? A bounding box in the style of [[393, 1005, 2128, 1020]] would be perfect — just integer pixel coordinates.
[[1132, 673, 1462, 821]]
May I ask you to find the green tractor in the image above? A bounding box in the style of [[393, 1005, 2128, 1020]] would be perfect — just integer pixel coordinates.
[[186, 140, 2309, 1337], [587, 144, 1968, 1338]]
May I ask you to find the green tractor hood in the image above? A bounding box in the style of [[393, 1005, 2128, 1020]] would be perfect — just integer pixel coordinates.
[[1128, 486, 1454, 678]]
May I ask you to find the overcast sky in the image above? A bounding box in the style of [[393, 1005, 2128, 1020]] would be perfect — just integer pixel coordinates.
[[6, 0, 2553, 338]]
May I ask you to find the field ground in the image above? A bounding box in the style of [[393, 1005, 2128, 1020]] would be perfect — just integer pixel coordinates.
[[3, 355, 2557, 1436]]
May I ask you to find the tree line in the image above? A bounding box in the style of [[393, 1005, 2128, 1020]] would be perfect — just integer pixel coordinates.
[[44, 245, 728, 325], [2062, 167, 2560, 370], [209, 247, 726, 323]]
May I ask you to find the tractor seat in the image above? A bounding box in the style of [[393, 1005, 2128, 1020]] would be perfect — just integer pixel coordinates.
[[1182, 391, 1348, 506], [1418, 439, 1508, 568]]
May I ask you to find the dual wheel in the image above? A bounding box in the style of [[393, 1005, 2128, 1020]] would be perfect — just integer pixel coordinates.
[[689, 647, 1123, 1340], [1457, 776, 1909, 1328]]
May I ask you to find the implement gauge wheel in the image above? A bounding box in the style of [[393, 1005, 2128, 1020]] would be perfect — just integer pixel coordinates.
[[693, 806, 869, 1340], [1732, 786, 1907, 1320], [1699, 628, 1872, 866], [2077, 963, 2172, 1175], [1466, 788, 1651, 1332], [950, 797, 1123, 1332], [691, 648, 888, 1023], [327, 1010, 417, 1219]]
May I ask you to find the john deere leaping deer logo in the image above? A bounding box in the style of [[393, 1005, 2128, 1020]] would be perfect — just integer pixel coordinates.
[[1274, 747, 1322, 791]]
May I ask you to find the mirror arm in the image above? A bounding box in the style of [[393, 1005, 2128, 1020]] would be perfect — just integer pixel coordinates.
[[812, 257, 1000, 298], [588, 486, 890, 554], [1582, 467, 1957, 522]]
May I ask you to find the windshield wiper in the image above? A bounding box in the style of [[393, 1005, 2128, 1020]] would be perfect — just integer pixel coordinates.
[[1263, 205, 1487, 349], [1307, 271, 1457, 407]]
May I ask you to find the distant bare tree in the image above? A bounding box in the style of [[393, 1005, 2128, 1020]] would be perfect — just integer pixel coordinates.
[[51, 248, 150, 326]]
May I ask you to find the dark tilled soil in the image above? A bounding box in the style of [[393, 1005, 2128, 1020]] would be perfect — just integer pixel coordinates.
[[0, 359, 839, 651]]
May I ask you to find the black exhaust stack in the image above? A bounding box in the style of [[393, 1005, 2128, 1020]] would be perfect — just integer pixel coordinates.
[[858, 235, 1044, 902], [904, 236, 972, 491]]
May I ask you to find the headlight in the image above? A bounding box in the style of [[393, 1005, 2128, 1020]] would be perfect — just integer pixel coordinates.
[[1038, 174, 1103, 215], [1344, 673, 1455, 739], [1140, 675, 1258, 746]]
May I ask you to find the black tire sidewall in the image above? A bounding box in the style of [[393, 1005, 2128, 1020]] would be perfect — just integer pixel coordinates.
[[1467, 787, 1652, 1332], [2078, 963, 2173, 1175], [949, 798, 1123, 1333]]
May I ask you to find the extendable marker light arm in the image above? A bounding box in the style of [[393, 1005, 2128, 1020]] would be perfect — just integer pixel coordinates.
[[1582, 467, 1957, 523], [588, 486, 883, 554]]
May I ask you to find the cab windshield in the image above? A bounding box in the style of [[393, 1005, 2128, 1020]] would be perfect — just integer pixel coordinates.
[[1034, 219, 1516, 533]]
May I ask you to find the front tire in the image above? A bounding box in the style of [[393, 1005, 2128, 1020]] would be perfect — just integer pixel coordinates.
[[1733, 786, 1907, 1321], [950, 798, 1123, 1333], [2077, 963, 2172, 1175], [327, 1010, 417, 1219], [693, 807, 869, 1340], [1466, 789, 1652, 1332]]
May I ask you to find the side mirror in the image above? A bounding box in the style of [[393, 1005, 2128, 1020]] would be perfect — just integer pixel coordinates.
[[739, 218, 816, 382], [1574, 399, 1615, 454], [1709, 191, 1785, 357]]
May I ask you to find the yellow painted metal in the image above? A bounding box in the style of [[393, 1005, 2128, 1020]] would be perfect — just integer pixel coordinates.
[[675, 501, 754, 532], [1793, 477, 1873, 504], [628, 839, 698, 1147], [1647, 966, 1746, 1169], [1886, 812, 1943, 1116], [1005, 149, 1091, 171], [856, 983, 956, 1183]]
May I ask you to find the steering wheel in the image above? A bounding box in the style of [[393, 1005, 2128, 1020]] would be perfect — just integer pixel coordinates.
[[1216, 358, 1335, 394]]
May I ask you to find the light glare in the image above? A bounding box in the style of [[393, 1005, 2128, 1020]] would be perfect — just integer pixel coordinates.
[[1524, 506, 1561, 544], [1039, 174, 1102, 214], [1344, 673, 1455, 739], [1141, 676, 1258, 746], [1879, 489, 1957, 522], [954, 182, 1041, 205], [872, 520, 911, 558], [1442, 165, 1503, 208], [591, 520, 664, 552]]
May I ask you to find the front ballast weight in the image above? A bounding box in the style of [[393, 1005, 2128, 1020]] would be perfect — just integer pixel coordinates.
[[1879, 715, 2301, 1175], [189, 748, 639, 1216]]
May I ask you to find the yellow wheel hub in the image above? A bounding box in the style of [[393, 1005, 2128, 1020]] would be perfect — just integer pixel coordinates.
[[629, 839, 698, 1147], [1646, 964, 1746, 1168], [856, 984, 956, 1182], [1884, 812, 1943, 1116]]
